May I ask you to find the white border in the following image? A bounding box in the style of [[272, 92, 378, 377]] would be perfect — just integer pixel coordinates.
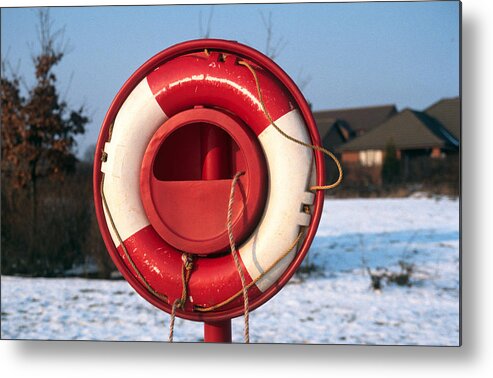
[[2, 0, 493, 377]]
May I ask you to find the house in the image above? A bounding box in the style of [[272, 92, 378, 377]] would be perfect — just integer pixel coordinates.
[[336, 101, 460, 168], [313, 104, 397, 178], [314, 104, 397, 142]]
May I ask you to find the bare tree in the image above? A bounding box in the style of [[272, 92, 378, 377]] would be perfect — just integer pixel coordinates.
[[199, 7, 214, 38], [260, 11, 287, 60], [296, 67, 312, 92], [259, 11, 312, 92]]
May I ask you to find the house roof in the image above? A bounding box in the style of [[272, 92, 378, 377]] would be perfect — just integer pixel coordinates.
[[313, 104, 397, 137], [337, 108, 459, 152], [314, 117, 338, 142], [425, 97, 460, 140]]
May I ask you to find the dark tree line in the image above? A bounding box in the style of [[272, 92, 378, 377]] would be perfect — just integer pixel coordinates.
[[1, 10, 114, 277]]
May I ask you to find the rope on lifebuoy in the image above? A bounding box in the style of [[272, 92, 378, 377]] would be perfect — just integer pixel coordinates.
[[169, 253, 193, 342], [101, 171, 169, 304], [226, 171, 250, 343], [237, 59, 344, 191], [194, 199, 307, 344]]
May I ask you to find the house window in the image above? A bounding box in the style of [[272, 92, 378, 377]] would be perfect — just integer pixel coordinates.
[[359, 149, 383, 167]]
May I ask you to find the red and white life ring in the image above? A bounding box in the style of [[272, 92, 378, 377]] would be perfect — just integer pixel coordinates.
[[94, 39, 325, 321]]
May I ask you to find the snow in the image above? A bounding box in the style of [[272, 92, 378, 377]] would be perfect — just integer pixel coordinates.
[[1, 197, 460, 345]]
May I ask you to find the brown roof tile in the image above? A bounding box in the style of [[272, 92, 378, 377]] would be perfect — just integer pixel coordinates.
[[313, 104, 397, 138], [425, 97, 460, 140], [337, 109, 459, 152]]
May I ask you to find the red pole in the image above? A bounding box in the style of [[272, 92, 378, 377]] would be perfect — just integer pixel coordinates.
[[201, 123, 233, 342], [201, 124, 231, 180], [204, 320, 232, 343]]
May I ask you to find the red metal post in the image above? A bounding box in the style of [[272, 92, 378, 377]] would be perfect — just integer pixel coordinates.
[[201, 124, 231, 180], [201, 123, 233, 342], [204, 320, 232, 343]]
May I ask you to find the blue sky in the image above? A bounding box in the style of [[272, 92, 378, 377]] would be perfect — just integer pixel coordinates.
[[1, 2, 460, 157]]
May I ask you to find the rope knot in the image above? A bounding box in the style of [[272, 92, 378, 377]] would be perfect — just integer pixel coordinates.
[[173, 298, 185, 309], [182, 253, 194, 272]]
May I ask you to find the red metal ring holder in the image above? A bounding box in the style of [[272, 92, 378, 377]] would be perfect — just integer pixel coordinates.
[[93, 39, 325, 342]]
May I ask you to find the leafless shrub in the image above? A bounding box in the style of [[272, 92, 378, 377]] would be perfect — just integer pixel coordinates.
[[366, 261, 415, 291]]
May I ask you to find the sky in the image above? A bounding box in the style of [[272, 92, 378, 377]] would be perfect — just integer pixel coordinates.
[[1, 1, 460, 158]]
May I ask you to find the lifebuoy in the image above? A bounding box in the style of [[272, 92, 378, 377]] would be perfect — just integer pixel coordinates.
[[94, 39, 325, 321]]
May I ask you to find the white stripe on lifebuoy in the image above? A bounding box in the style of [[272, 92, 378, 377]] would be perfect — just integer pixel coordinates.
[[102, 83, 314, 293], [239, 109, 314, 292], [102, 78, 168, 244]]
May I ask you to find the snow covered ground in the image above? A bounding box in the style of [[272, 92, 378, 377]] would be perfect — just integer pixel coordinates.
[[1, 197, 460, 345]]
